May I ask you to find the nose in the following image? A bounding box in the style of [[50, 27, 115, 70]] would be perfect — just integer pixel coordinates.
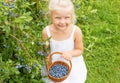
[[60, 18, 65, 24]]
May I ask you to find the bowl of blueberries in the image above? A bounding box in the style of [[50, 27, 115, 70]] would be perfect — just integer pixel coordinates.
[[46, 52, 72, 82]]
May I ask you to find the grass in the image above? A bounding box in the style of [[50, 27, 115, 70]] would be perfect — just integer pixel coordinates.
[[75, 0, 120, 83]]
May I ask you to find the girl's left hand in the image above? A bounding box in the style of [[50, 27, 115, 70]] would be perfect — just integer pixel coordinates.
[[61, 52, 72, 60]]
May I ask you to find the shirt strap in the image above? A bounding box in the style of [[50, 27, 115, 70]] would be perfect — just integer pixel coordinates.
[[45, 26, 51, 37]]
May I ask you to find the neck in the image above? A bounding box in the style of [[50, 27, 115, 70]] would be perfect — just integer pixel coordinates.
[[52, 24, 73, 33]]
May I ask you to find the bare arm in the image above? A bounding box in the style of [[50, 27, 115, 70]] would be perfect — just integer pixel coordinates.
[[42, 28, 50, 54], [71, 26, 83, 56]]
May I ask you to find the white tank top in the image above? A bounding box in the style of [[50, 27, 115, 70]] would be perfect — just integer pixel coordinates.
[[46, 26, 76, 53], [43, 26, 87, 83]]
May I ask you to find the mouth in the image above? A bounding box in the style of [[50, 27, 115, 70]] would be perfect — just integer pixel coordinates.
[[58, 24, 66, 27]]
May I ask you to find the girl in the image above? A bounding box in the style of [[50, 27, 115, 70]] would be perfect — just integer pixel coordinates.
[[42, 0, 87, 83]]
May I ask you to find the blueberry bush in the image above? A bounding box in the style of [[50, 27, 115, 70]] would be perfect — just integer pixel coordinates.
[[0, 0, 49, 82]]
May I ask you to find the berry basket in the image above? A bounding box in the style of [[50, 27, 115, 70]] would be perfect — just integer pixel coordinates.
[[46, 52, 72, 82]]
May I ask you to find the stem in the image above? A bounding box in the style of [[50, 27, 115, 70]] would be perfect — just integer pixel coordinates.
[[36, 0, 38, 10], [10, 34, 32, 59]]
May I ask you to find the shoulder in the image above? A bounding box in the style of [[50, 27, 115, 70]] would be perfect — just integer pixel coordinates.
[[74, 25, 82, 37]]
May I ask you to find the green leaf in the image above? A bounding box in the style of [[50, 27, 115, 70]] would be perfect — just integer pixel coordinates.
[[2, 26, 11, 36], [25, 16, 33, 22], [24, 26, 30, 29], [14, 15, 33, 23]]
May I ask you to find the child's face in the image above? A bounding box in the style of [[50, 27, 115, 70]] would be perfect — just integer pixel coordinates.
[[51, 9, 72, 30]]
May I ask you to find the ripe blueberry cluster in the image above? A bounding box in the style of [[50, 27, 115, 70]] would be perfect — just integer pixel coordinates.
[[49, 64, 68, 78]]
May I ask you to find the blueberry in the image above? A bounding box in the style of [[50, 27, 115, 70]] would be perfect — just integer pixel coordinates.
[[8, 10, 13, 16], [24, 33, 29, 38], [10, 4, 14, 8], [37, 42, 46, 46], [2, 2, 8, 6], [32, 63, 38, 67], [39, 22, 44, 27], [16, 47, 21, 51], [37, 51, 44, 56], [49, 64, 68, 78], [76, 4, 80, 9], [39, 10, 45, 16], [3, 44, 7, 48], [15, 64, 22, 69]]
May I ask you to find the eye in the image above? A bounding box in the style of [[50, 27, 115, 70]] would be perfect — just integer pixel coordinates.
[[65, 17, 70, 19], [55, 17, 61, 19]]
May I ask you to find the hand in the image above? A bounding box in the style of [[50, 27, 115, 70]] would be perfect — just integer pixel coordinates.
[[61, 52, 72, 60]]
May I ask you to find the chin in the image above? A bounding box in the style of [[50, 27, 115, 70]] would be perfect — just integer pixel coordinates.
[[59, 27, 67, 30]]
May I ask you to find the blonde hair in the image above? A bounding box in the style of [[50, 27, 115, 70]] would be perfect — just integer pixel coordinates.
[[48, 0, 76, 24]]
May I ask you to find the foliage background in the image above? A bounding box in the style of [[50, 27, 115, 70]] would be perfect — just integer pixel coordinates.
[[0, 0, 120, 83]]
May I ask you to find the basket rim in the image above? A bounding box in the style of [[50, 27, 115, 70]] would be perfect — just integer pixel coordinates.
[[48, 61, 71, 77], [47, 52, 72, 69], [46, 52, 72, 82]]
